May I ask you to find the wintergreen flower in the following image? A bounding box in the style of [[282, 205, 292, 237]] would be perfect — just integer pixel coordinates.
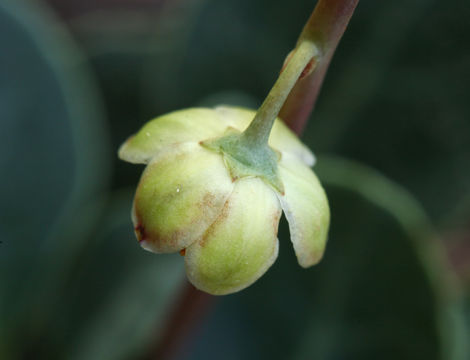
[[119, 106, 329, 295]]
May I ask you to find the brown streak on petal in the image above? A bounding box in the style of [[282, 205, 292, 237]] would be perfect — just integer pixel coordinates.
[[198, 192, 217, 210], [136, 204, 185, 251], [135, 190, 223, 252], [199, 197, 232, 248], [272, 210, 281, 237], [179, 248, 186, 256], [150, 229, 186, 251]]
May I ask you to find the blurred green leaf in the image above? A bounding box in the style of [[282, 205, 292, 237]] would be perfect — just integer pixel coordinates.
[[66, 190, 185, 360], [0, 0, 109, 357]]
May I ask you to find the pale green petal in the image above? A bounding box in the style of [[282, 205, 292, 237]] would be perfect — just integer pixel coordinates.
[[185, 177, 281, 295], [270, 117, 315, 166], [215, 105, 315, 166], [133, 142, 234, 253], [277, 153, 330, 267], [119, 108, 230, 164], [215, 105, 253, 131]]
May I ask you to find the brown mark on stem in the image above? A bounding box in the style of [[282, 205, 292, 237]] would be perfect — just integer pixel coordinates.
[[279, 0, 359, 134], [281, 50, 316, 80]]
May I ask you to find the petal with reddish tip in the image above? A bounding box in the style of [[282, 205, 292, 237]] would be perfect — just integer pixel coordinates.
[[119, 108, 230, 164], [215, 105, 315, 166], [185, 177, 281, 295], [133, 142, 234, 253], [277, 153, 330, 268]]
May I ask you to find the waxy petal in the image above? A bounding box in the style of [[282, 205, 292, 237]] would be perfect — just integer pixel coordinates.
[[185, 178, 281, 295], [133, 142, 234, 253], [214, 106, 252, 130], [119, 108, 230, 164], [215, 106, 315, 166], [277, 153, 330, 267], [270, 118, 315, 166]]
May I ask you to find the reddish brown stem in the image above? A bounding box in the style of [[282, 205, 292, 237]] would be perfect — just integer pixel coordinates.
[[141, 281, 215, 360], [446, 230, 470, 286], [279, 0, 359, 133]]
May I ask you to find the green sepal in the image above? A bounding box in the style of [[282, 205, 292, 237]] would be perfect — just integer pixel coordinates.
[[201, 129, 284, 194]]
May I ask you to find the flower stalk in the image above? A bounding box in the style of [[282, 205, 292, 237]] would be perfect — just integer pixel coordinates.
[[242, 40, 319, 147]]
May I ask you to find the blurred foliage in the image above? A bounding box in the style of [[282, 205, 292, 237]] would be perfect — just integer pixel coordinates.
[[1, 0, 469, 359]]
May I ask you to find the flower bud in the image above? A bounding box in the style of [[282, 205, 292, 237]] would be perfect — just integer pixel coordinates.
[[119, 106, 330, 295]]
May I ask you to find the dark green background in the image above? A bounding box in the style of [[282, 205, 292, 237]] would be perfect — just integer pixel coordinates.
[[1, 0, 469, 359]]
